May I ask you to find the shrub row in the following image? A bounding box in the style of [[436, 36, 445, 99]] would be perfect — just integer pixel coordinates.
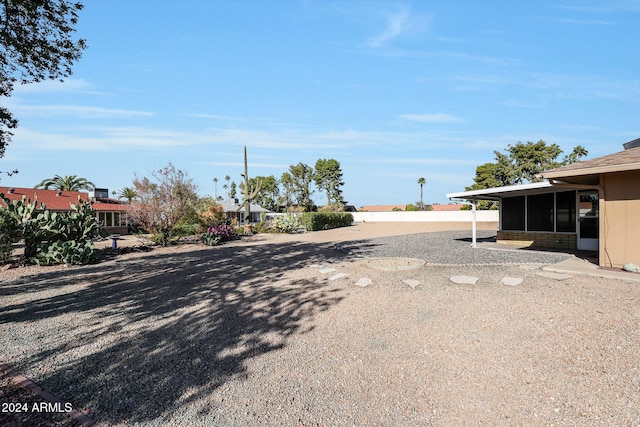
[[299, 212, 353, 231]]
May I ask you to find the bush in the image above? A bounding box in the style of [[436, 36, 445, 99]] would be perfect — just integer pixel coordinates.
[[171, 221, 201, 237], [299, 212, 353, 231], [201, 224, 238, 246], [270, 213, 306, 233]]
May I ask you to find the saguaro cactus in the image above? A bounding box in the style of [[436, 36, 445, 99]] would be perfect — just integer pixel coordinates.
[[238, 146, 263, 228]]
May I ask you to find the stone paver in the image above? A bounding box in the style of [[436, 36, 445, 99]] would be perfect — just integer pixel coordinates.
[[536, 271, 573, 281], [319, 268, 337, 274], [328, 273, 349, 281], [501, 277, 523, 286], [354, 278, 372, 288], [402, 279, 421, 289], [449, 275, 479, 285]]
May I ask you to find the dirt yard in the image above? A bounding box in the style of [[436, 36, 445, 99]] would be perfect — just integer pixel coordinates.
[[1, 221, 639, 426]]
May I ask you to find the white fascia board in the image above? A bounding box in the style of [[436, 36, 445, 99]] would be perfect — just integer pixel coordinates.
[[446, 181, 553, 200]]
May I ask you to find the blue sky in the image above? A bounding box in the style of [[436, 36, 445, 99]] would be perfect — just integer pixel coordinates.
[[2, 0, 639, 206]]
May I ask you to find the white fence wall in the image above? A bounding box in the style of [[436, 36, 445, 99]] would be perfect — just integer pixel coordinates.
[[351, 210, 499, 223]]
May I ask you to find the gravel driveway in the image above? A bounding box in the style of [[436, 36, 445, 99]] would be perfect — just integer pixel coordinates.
[[1, 224, 639, 426]]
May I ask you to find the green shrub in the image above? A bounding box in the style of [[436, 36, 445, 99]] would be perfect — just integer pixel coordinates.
[[270, 213, 306, 233], [171, 221, 201, 237], [299, 212, 353, 231]]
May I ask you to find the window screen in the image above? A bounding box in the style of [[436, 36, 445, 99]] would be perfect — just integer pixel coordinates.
[[502, 196, 525, 230], [555, 191, 576, 232], [527, 193, 554, 231]]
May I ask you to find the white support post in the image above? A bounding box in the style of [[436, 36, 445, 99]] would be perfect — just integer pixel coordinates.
[[471, 197, 477, 248]]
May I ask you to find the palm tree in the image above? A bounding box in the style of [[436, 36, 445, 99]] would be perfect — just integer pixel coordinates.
[[417, 177, 426, 211], [223, 184, 229, 200], [225, 175, 231, 199], [117, 187, 138, 203], [213, 177, 218, 199], [35, 175, 95, 191]]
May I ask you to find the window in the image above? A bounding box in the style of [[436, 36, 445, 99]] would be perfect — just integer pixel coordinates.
[[502, 196, 525, 230], [555, 191, 576, 232], [527, 193, 554, 231]]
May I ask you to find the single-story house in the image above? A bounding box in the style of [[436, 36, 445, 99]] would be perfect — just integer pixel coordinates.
[[0, 187, 130, 235], [217, 200, 270, 223], [447, 140, 640, 268]]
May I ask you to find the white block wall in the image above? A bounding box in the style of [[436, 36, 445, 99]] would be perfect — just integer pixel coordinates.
[[351, 210, 499, 222]]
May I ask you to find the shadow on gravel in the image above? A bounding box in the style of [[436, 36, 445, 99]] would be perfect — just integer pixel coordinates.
[[0, 241, 346, 424]]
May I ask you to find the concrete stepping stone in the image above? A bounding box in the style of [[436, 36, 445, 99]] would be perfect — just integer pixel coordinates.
[[449, 275, 479, 285], [536, 271, 573, 281], [519, 265, 540, 270], [402, 279, 421, 289], [319, 267, 337, 274], [309, 263, 327, 268], [328, 273, 349, 281], [354, 277, 372, 288], [502, 277, 523, 286]]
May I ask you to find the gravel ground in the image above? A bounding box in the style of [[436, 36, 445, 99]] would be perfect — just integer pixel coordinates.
[[337, 230, 573, 265], [1, 224, 639, 426]]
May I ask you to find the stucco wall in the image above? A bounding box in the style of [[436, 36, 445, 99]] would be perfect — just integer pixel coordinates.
[[352, 210, 499, 222], [600, 170, 640, 267]]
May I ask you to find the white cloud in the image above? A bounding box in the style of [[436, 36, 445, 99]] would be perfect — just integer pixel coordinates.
[[367, 7, 410, 48], [399, 113, 463, 123], [9, 103, 153, 119], [12, 78, 101, 95]]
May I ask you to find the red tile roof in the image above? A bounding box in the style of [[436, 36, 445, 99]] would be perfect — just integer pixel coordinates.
[[0, 187, 129, 212], [430, 204, 464, 211], [360, 205, 406, 211]]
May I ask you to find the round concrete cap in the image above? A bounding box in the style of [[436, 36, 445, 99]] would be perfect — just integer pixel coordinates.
[[365, 257, 426, 271]]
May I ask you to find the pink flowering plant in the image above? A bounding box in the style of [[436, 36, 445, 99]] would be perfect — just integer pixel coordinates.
[[201, 224, 238, 246]]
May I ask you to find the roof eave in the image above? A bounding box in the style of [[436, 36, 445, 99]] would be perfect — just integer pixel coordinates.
[[541, 162, 640, 179]]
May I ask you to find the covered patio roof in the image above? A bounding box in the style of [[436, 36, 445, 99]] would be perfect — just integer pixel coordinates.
[[446, 181, 555, 201]]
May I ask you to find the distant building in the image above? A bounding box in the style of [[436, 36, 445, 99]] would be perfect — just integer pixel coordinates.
[[217, 200, 270, 223]]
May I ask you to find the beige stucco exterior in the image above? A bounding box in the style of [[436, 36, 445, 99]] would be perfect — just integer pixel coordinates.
[[600, 170, 640, 268]]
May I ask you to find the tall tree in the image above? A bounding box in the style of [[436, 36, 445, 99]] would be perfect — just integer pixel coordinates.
[[0, 1, 87, 158], [506, 140, 563, 183], [563, 145, 588, 165], [224, 175, 231, 199], [229, 181, 237, 201], [117, 187, 138, 203], [289, 162, 315, 212], [130, 163, 198, 246], [314, 158, 346, 209], [35, 175, 95, 191], [466, 140, 588, 209], [279, 172, 294, 211], [249, 175, 279, 212], [213, 177, 218, 199], [417, 177, 426, 211]]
